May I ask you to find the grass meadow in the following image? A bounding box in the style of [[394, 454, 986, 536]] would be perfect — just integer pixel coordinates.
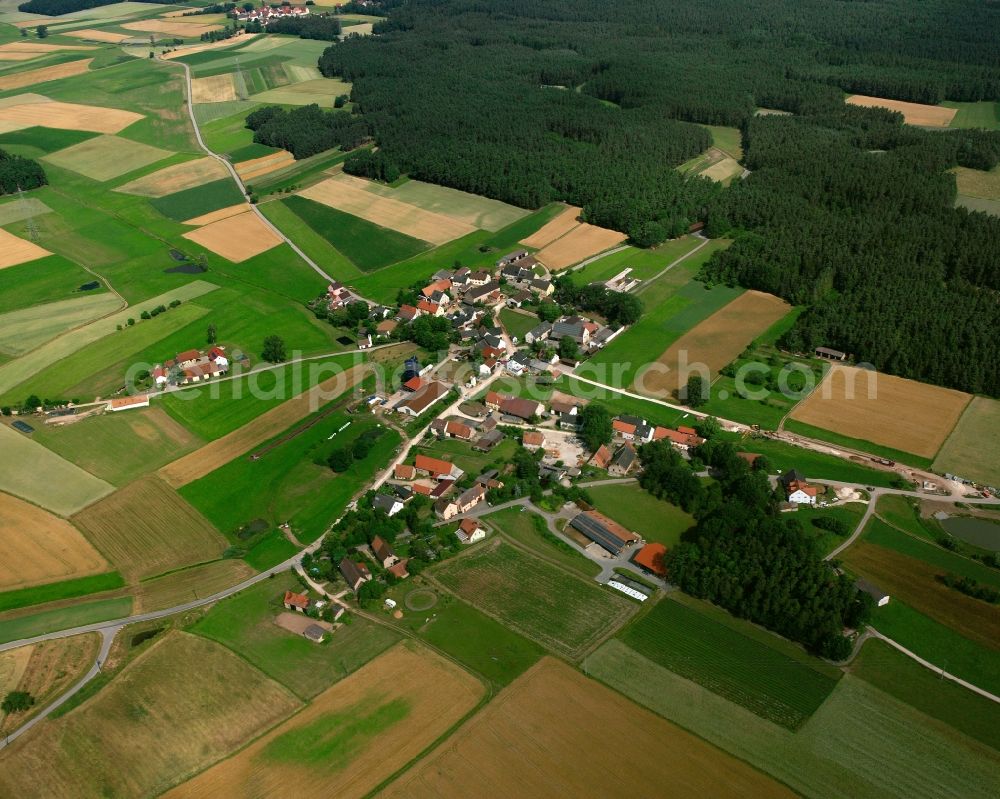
[[0, 572, 124, 614], [498, 308, 538, 342], [569, 235, 702, 285], [0, 256, 105, 315], [150, 178, 245, 221], [933, 396, 1000, 486], [619, 595, 840, 729], [433, 539, 634, 659], [0, 596, 132, 644], [587, 482, 694, 547], [190, 574, 400, 699], [487, 506, 601, 578]]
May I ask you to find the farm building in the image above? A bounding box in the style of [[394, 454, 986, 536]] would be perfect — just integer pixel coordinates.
[[108, 394, 150, 412], [607, 577, 650, 601], [395, 463, 417, 481], [590, 444, 612, 470], [522, 430, 546, 450], [525, 321, 552, 344], [632, 543, 667, 577], [371, 535, 400, 569], [388, 560, 410, 579], [302, 624, 327, 644], [779, 469, 818, 505], [856, 578, 891, 607], [283, 590, 310, 613], [653, 425, 705, 450], [394, 381, 449, 416], [815, 346, 847, 361], [570, 510, 641, 556], [414, 453, 462, 480], [456, 517, 486, 544], [609, 443, 638, 477], [445, 420, 475, 440]]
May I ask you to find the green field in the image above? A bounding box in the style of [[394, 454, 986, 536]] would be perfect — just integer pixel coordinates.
[[44, 134, 172, 183], [243, 528, 300, 570], [619, 595, 840, 728], [704, 124, 744, 158], [944, 100, 1000, 129], [0, 596, 132, 645], [150, 178, 246, 222], [498, 308, 537, 343], [181, 409, 400, 542], [585, 639, 1000, 799], [190, 574, 399, 699], [790, 500, 866, 555], [0, 572, 124, 614], [0, 196, 53, 226], [0, 257, 105, 315], [433, 540, 633, 658], [570, 236, 702, 285], [0, 126, 98, 156], [850, 638, 1000, 751], [933, 396, 1000, 486], [871, 599, 1000, 696], [383, 585, 543, 687], [587, 482, 694, 547], [486, 506, 601, 578], [0, 280, 219, 401], [0, 293, 122, 357], [257, 199, 363, 282], [281, 196, 430, 272], [585, 241, 739, 388]]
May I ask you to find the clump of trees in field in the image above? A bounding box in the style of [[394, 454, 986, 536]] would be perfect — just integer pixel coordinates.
[[245, 105, 368, 159], [2, 691, 35, 713], [261, 335, 286, 363], [553, 275, 643, 327], [639, 437, 873, 659], [0, 148, 46, 195]]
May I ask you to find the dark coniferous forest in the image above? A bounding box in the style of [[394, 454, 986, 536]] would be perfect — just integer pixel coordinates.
[[314, 0, 1000, 396], [0, 149, 46, 196]]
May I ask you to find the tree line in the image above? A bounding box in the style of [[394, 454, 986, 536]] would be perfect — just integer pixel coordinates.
[[0, 149, 46, 195], [18, 0, 171, 14], [260, 14, 342, 41], [245, 104, 368, 159]]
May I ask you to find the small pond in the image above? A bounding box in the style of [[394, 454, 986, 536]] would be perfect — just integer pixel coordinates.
[[940, 515, 1000, 551]]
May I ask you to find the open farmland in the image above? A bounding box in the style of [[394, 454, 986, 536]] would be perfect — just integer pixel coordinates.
[[432, 539, 634, 658], [235, 149, 295, 181], [30, 407, 202, 487], [846, 95, 958, 126], [933, 397, 1000, 485], [383, 657, 794, 799], [487, 506, 600, 578], [299, 172, 473, 245], [43, 134, 172, 182], [164, 643, 484, 799], [159, 362, 367, 487], [638, 289, 791, 397], [135, 559, 253, 612], [191, 573, 400, 699], [0, 96, 143, 134], [0, 597, 131, 645], [0, 633, 99, 737], [0, 195, 52, 226], [701, 155, 743, 183], [182, 208, 283, 262], [0, 226, 51, 270], [789, 364, 970, 460], [63, 29, 132, 43], [619, 595, 840, 729], [121, 19, 224, 37], [251, 77, 352, 106], [0, 632, 300, 799], [0, 423, 113, 516], [0, 293, 121, 356], [115, 155, 229, 197], [0, 58, 92, 92], [952, 164, 1000, 201], [191, 73, 238, 104], [183, 202, 249, 226], [534, 220, 628, 270], [71, 475, 226, 582], [584, 639, 1000, 799], [0, 492, 109, 592], [0, 280, 218, 399], [841, 519, 1000, 650], [519, 204, 581, 247]]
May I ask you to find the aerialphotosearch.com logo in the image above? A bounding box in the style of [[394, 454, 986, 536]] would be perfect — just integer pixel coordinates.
[[123, 349, 878, 410]]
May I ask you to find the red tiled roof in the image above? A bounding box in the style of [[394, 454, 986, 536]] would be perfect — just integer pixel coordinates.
[[283, 590, 309, 610], [446, 420, 474, 439], [613, 420, 636, 435], [633, 543, 667, 576], [417, 299, 439, 314], [677, 425, 698, 436], [176, 349, 200, 362], [788, 480, 818, 497], [654, 427, 705, 447], [523, 431, 545, 446], [590, 444, 612, 469], [395, 463, 416, 480], [415, 453, 454, 478], [412, 481, 434, 495], [388, 560, 409, 578], [422, 280, 451, 296], [403, 376, 423, 391], [459, 517, 480, 533], [109, 394, 149, 409]]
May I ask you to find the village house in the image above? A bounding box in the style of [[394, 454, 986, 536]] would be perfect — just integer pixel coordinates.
[[372, 493, 404, 517], [234, 4, 309, 23], [590, 444, 613, 470], [398, 304, 421, 323], [371, 535, 400, 569], [376, 319, 398, 337], [414, 453, 463, 480], [394, 380, 449, 417], [485, 391, 543, 421], [779, 469, 819, 505], [550, 318, 591, 346], [283, 590, 310, 613], [339, 558, 372, 593], [525, 321, 552, 345], [456, 517, 486, 544], [608, 443, 638, 476], [394, 463, 417, 481], [417, 299, 444, 317], [445, 420, 475, 441], [325, 281, 352, 310], [522, 430, 546, 450], [303, 624, 327, 644], [653, 425, 705, 451]]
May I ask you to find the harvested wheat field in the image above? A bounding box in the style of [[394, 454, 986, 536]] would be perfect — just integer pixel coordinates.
[[164, 642, 484, 799], [122, 19, 223, 37], [0, 97, 142, 134], [520, 204, 581, 248], [0, 645, 33, 701], [534, 221, 627, 270], [115, 155, 228, 197], [44, 134, 172, 182], [0, 53, 38, 62], [384, 657, 793, 799], [0, 632, 300, 799], [701, 155, 743, 183], [0, 58, 91, 92], [790, 364, 970, 459], [0, 492, 109, 592], [0, 226, 51, 269], [0, 634, 99, 737], [135, 559, 253, 612], [63, 28, 132, 43], [235, 149, 295, 181], [639, 290, 790, 397], [183, 202, 249, 226], [71, 475, 226, 582], [299, 174, 471, 245], [182, 209, 282, 262], [159, 363, 368, 487], [191, 73, 237, 104], [846, 95, 957, 127]]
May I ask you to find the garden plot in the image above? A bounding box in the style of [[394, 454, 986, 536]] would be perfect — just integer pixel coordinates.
[[846, 95, 957, 127], [0, 491, 109, 592], [0, 58, 92, 92], [0, 227, 51, 269], [181, 209, 283, 262], [0, 96, 143, 134], [115, 155, 229, 197], [43, 134, 172, 182]]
